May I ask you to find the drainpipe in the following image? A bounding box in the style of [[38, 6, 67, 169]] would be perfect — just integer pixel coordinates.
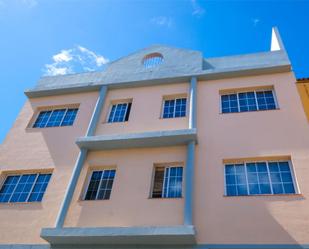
[[55, 85, 108, 228], [184, 77, 197, 226]]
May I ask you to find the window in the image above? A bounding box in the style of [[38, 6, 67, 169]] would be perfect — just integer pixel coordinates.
[[142, 53, 164, 68], [33, 108, 78, 128], [84, 169, 116, 200], [225, 161, 296, 196], [108, 102, 132, 123], [152, 166, 183, 198], [162, 98, 187, 118], [0, 173, 52, 203], [221, 90, 277, 113]]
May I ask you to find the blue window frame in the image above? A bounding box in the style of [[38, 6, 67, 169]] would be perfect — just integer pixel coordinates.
[[225, 161, 296, 196], [33, 108, 78, 128], [221, 89, 277, 113], [84, 169, 116, 200], [0, 173, 52, 203], [152, 166, 183, 198], [163, 98, 187, 118], [108, 102, 132, 123]]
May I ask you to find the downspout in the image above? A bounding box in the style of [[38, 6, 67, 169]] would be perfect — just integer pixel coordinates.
[[55, 85, 108, 228], [184, 77, 197, 226]]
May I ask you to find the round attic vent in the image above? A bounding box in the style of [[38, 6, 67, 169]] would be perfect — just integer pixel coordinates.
[[142, 53, 164, 68]]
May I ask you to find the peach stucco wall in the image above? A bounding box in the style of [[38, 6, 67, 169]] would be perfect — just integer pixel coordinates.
[[95, 83, 189, 135], [0, 91, 98, 244], [64, 146, 185, 227], [1, 71, 309, 245], [194, 72, 309, 244]]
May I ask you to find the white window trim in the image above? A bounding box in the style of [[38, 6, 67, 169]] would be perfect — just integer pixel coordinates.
[[33, 107, 78, 128], [1, 173, 51, 203], [220, 89, 278, 114], [107, 102, 131, 123], [224, 160, 299, 196], [83, 169, 116, 201], [157, 166, 183, 198], [161, 97, 187, 119]]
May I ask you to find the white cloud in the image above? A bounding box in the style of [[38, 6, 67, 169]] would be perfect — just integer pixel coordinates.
[[252, 18, 260, 26], [191, 0, 205, 17], [77, 46, 109, 66], [151, 16, 173, 28], [52, 49, 73, 63], [43, 45, 109, 76]]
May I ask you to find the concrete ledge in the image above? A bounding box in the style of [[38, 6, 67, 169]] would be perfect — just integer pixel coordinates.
[[40, 226, 196, 245], [76, 129, 197, 150], [0, 245, 50, 249]]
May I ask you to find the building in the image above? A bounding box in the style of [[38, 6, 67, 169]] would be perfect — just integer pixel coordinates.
[[0, 27, 308, 249], [297, 78, 309, 122]]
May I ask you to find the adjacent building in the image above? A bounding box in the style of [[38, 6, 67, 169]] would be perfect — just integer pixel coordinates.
[[0, 27, 308, 249]]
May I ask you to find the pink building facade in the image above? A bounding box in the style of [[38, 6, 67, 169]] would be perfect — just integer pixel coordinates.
[[0, 28, 308, 249]]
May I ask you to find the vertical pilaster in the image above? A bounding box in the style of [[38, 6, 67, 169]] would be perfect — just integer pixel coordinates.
[[184, 77, 197, 226], [55, 85, 107, 228]]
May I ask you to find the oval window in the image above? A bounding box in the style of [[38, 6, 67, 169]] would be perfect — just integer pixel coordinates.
[[142, 53, 164, 68]]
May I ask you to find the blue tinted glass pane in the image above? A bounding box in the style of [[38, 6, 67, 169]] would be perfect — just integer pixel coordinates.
[[247, 173, 258, 184], [46, 109, 66, 127], [237, 185, 248, 195], [28, 174, 52, 202], [272, 183, 284, 194], [61, 108, 78, 126], [226, 185, 237, 196], [279, 162, 290, 171], [109, 103, 129, 122], [225, 165, 235, 174], [85, 171, 102, 200], [283, 183, 295, 194], [269, 162, 279, 172], [270, 173, 281, 183], [33, 111, 52, 128], [249, 184, 260, 195], [225, 175, 236, 185], [221, 95, 229, 101], [260, 183, 271, 194], [258, 173, 270, 183], [257, 162, 267, 172], [236, 174, 246, 185], [246, 163, 257, 172], [235, 164, 245, 173], [281, 172, 292, 182], [165, 167, 183, 198]]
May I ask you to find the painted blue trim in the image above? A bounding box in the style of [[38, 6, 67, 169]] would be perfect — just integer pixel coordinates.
[[197, 244, 309, 249], [1, 243, 309, 249], [0, 246, 50, 249], [41, 226, 196, 245], [76, 129, 197, 150], [184, 140, 195, 225], [54, 86, 107, 228], [54, 149, 87, 228], [85, 86, 107, 136], [189, 77, 197, 129]]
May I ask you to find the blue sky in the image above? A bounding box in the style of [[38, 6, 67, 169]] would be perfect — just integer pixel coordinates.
[[0, 0, 308, 142]]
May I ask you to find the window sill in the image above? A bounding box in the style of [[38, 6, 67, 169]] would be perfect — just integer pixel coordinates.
[[0, 201, 43, 205], [78, 199, 111, 202], [148, 197, 184, 200], [159, 116, 187, 120], [220, 108, 280, 115], [26, 125, 75, 131], [223, 193, 303, 197], [102, 121, 129, 125]]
